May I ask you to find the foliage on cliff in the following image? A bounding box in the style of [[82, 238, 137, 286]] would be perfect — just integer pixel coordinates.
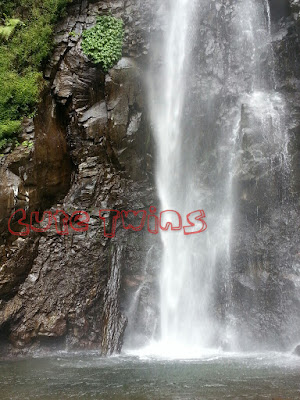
[[82, 16, 124, 72], [0, 0, 72, 148]]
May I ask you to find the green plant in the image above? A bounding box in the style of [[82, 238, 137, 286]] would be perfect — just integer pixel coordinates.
[[0, 70, 42, 141], [0, 1, 16, 17], [0, 0, 72, 144], [82, 15, 124, 72], [0, 138, 8, 150], [0, 18, 22, 41], [21, 139, 33, 148]]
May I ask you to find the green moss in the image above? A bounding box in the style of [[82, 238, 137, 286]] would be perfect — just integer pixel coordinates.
[[0, 0, 72, 143], [82, 16, 124, 72]]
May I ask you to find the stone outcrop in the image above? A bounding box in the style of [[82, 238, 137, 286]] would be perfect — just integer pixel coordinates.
[[0, 0, 159, 357], [230, 0, 300, 349], [294, 344, 300, 356]]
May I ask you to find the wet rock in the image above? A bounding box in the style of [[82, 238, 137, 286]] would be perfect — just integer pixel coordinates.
[[0, 237, 40, 298], [0, 0, 158, 357], [293, 344, 300, 356], [37, 314, 67, 337], [101, 246, 127, 355]]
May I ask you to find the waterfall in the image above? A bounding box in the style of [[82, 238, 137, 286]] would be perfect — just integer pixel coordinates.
[[143, 0, 291, 356], [149, 0, 225, 354]]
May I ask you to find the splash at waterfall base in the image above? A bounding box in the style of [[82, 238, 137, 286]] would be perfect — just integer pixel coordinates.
[[8, 208, 207, 238]]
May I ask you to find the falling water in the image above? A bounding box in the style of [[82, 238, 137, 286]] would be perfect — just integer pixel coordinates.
[[144, 0, 291, 356], [149, 0, 225, 354]]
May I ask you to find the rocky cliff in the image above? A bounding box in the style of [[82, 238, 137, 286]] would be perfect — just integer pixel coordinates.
[[0, 0, 159, 357], [230, 0, 300, 349]]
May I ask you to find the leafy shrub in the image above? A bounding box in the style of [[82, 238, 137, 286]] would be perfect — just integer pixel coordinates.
[[0, 18, 22, 41], [22, 139, 34, 148], [82, 16, 124, 72], [0, 119, 21, 135], [0, 1, 16, 17], [0, 0, 72, 149]]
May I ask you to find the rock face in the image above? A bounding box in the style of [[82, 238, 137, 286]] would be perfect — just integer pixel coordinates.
[[0, 0, 159, 357], [294, 344, 300, 356], [230, 0, 300, 349], [0, 0, 300, 357]]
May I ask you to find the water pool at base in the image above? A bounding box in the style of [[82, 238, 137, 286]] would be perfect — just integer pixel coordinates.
[[0, 352, 299, 399]]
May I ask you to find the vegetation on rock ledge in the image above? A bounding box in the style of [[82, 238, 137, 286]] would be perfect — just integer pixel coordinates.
[[82, 16, 124, 72], [0, 0, 72, 149]]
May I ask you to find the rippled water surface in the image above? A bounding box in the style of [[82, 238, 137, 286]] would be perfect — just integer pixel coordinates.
[[1, 352, 300, 399]]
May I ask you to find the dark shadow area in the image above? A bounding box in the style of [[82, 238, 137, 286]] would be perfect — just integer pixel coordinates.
[[269, 0, 291, 22]]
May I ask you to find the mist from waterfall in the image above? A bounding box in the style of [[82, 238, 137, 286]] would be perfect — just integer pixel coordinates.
[[136, 0, 291, 356]]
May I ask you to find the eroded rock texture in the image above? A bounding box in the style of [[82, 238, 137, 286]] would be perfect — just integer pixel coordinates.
[[230, 0, 300, 349], [0, 0, 159, 357]]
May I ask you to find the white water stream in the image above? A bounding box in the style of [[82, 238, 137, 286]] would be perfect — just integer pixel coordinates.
[[141, 0, 291, 356]]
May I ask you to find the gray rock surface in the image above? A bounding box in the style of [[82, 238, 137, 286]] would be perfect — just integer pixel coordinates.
[[294, 344, 300, 356], [0, 0, 159, 357]]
